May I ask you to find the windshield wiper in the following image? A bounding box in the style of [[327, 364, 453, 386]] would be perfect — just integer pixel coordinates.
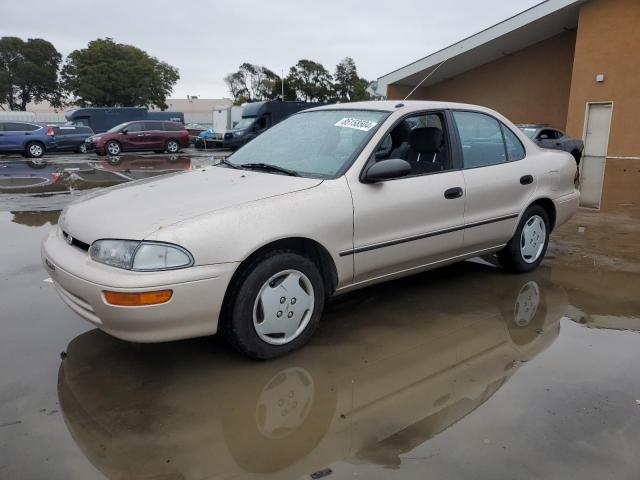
[[218, 158, 240, 169], [239, 163, 299, 176]]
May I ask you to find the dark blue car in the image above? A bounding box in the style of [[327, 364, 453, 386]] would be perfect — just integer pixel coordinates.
[[0, 122, 58, 158]]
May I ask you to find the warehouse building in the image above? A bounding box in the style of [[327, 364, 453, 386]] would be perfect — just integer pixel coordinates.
[[377, 0, 639, 212]]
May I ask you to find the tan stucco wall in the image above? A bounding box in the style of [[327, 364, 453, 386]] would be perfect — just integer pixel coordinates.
[[387, 31, 576, 129], [565, 0, 640, 211]]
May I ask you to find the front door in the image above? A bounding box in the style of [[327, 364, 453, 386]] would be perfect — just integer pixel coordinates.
[[348, 111, 466, 284], [580, 103, 612, 209], [122, 122, 147, 150]]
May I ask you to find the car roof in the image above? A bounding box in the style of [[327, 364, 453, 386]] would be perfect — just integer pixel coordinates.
[[305, 100, 508, 116]]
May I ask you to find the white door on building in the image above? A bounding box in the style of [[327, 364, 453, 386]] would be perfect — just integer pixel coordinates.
[[580, 103, 613, 209]]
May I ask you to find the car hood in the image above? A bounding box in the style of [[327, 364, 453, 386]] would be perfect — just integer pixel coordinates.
[[60, 166, 323, 244]]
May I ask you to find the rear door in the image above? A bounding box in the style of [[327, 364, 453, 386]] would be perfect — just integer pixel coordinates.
[[451, 110, 533, 251], [144, 122, 165, 149], [1, 122, 30, 150]]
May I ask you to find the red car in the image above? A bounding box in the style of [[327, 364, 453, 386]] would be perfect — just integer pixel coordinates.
[[85, 121, 189, 156]]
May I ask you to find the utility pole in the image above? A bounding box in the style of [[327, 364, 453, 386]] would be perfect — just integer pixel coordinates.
[[281, 69, 285, 100]]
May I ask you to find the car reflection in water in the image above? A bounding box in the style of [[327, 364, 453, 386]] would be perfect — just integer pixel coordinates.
[[0, 155, 196, 196], [58, 262, 568, 479], [91, 154, 192, 180]]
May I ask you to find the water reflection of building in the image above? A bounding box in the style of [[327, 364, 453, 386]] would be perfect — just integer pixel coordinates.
[[58, 264, 567, 479]]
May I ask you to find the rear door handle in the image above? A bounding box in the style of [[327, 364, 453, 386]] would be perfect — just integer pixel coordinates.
[[444, 187, 464, 199], [520, 175, 534, 185]]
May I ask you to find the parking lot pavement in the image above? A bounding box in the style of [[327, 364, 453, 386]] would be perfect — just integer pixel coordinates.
[[1, 155, 639, 479]]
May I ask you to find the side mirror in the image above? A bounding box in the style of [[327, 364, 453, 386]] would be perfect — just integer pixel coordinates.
[[363, 158, 412, 183], [121, 129, 128, 134]]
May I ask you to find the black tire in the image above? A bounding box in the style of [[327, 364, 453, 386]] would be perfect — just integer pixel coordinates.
[[105, 140, 121, 156], [223, 251, 325, 360], [497, 205, 550, 274], [165, 139, 180, 154], [25, 141, 45, 158]]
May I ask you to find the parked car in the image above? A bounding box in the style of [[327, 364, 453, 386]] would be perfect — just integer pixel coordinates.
[[517, 124, 584, 163], [42, 101, 580, 359], [0, 122, 57, 158], [51, 125, 94, 153], [84, 121, 189, 156]]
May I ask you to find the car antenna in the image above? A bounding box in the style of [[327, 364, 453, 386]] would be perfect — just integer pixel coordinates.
[[403, 58, 450, 101]]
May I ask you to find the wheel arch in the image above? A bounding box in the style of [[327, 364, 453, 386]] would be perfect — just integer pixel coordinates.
[[527, 197, 556, 231], [220, 237, 339, 331]]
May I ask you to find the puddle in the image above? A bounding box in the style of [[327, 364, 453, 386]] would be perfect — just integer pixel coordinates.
[[1, 153, 639, 479]]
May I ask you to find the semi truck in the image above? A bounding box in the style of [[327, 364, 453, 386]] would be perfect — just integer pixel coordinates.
[[65, 108, 184, 133], [213, 100, 322, 149]]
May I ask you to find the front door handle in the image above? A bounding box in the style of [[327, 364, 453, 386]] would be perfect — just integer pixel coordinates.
[[444, 187, 464, 199], [520, 175, 534, 185]]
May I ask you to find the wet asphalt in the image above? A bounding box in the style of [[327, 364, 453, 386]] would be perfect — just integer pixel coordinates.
[[1, 150, 639, 480]]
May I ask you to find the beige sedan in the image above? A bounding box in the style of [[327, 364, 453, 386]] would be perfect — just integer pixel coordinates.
[[42, 101, 579, 358]]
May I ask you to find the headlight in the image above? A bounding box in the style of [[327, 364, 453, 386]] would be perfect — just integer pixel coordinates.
[[89, 240, 193, 271], [91, 136, 101, 141], [234, 131, 244, 137]]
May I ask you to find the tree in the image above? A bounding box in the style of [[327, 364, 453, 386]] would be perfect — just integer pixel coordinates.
[[333, 57, 371, 102], [0, 37, 62, 110], [224, 63, 284, 104], [286, 60, 333, 102], [61, 38, 179, 109]]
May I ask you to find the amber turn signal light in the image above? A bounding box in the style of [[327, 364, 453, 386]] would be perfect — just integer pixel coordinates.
[[103, 289, 173, 306]]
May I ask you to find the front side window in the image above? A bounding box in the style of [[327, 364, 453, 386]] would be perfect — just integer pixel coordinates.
[[125, 122, 145, 133], [229, 110, 388, 178], [453, 111, 506, 168], [374, 111, 453, 176]]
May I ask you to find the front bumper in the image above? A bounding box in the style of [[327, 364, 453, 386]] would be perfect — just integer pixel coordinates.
[[42, 228, 238, 342]]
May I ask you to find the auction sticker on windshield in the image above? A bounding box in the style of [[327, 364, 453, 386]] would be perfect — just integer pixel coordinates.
[[335, 117, 378, 131]]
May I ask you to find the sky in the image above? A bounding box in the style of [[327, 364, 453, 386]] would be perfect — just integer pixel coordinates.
[[0, 0, 541, 99]]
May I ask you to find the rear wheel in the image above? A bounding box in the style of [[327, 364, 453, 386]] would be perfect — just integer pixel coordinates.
[[105, 140, 121, 156], [165, 139, 179, 154], [497, 205, 550, 273], [25, 141, 45, 158], [223, 251, 325, 359], [77, 143, 87, 154]]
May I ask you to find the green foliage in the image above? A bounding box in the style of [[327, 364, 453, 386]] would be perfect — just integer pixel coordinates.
[[224, 63, 285, 104], [61, 38, 179, 109], [286, 60, 333, 102], [334, 57, 371, 102], [225, 57, 371, 104], [0, 37, 63, 110]]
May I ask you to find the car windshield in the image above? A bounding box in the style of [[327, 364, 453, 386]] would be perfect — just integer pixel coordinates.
[[107, 122, 129, 133], [520, 127, 538, 139], [228, 110, 388, 178], [233, 117, 256, 130]]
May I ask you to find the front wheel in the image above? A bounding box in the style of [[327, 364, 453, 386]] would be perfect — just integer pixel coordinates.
[[497, 205, 550, 273], [223, 251, 325, 359], [105, 140, 121, 156]]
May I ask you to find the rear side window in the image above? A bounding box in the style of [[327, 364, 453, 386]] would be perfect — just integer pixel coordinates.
[[144, 122, 163, 131], [163, 122, 183, 131], [453, 111, 506, 168], [501, 124, 526, 161], [3, 122, 39, 132]]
